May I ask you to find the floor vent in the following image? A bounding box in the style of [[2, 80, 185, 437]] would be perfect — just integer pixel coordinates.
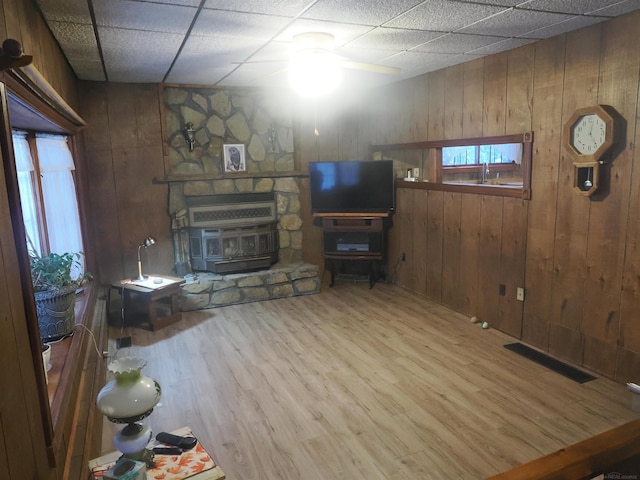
[[504, 343, 596, 384]]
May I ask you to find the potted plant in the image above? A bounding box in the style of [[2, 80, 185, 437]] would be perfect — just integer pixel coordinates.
[[29, 251, 91, 342]]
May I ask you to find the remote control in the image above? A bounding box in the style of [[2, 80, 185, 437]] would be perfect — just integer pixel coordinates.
[[153, 447, 182, 455], [155, 432, 197, 450]]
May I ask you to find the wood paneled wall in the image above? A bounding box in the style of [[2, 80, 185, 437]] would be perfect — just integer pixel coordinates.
[[0, 1, 90, 479], [78, 82, 173, 284], [299, 11, 640, 382]]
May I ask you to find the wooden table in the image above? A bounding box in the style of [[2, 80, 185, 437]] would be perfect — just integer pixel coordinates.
[[88, 426, 225, 479], [107, 275, 185, 331]]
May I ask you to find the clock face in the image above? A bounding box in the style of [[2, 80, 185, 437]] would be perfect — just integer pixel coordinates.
[[571, 113, 606, 155]]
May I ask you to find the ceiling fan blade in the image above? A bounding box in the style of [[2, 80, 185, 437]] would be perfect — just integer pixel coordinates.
[[341, 60, 400, 76]]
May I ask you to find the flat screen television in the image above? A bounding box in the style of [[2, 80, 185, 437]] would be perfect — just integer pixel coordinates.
[[309, 160, 395, 214]]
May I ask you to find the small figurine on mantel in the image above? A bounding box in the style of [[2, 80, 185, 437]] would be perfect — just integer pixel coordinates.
[[0, 38, 32, 72]]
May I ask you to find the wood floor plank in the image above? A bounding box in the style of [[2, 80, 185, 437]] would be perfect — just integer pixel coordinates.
[[101, 283, 639, 479]]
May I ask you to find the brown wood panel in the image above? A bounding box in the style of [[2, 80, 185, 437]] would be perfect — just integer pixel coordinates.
[[583, 335, 617, 378], [338, 109, 359, 160], [549, 26, 600, 338], [412, 75, 429, 141], [300, 178, 322, 268], [79, 84, 124, 283], [497, 197, 527, 337], [476, 195, 503, 325], [458, 193, 481, 316], [549, 323, 583, 366], [2, 0, 21, 42], [394, 187, 414, 290], [616, 347, 640, 383], [522, 34, 566, 349], [412, 189, 428, 295], [482, 52, 507, 136], [441, 191, 462, 311], [463, 58, 485, 138], [394, 80, 415, 144], [505, 45, 534, 134], [620, 32, 640, 356], [316, 106, 340, 162], [425, 190, 443, 301], [428, 69, 445, 140], [444, 64, 464, 140], [583, 14, 639, 345]]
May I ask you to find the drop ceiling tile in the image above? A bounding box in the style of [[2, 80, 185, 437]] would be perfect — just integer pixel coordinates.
[[98, 27, 184, 82], [166, 35, 258, 83], [335, 45, 406, 64], [193, 9, 292, 39], [521, 14, 607, 38], [203, 0, 316, 17], [275, 18, 374, 44], [517, 0, 629, 15], [385, 0, 508, 31], [45, 21, 100, 61], [93, 0, 196, 33], [412, 33, 511, 54], [467, 37, 537, 55], [69, 59, 106, 82], [379, 50, 455, 70], [458, 8, 574, 36], [168, 66, 239, 85], [217, 63, 286, 87], [147, 0, 201, 6], [345, 27, 444, 51], [301, 0, 424, 26], [403, 53, 484, 77], [35, 0, 92, 24], [589, 0, 640, 16], [463, 0, 521, 5]]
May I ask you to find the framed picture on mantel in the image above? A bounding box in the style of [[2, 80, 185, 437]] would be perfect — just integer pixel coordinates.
[[223, 144, 246, 173]]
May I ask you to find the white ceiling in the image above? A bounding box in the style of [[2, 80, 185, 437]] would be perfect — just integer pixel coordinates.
[[34, 0, 640, 91]]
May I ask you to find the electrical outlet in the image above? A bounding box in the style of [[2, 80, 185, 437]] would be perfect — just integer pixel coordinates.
[[517, 287, 525, 302], [413, 168, 420, 178]]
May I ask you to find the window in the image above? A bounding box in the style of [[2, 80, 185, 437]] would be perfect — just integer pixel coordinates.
[[443, 143, 522, 166], [371, 132, 533, 199], [12, 131, 84, 275]]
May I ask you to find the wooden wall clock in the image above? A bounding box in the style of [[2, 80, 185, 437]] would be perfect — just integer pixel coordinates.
[[563, 105, 617, 196]]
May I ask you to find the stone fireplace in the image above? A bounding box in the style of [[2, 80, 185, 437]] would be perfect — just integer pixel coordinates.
[[163, 85, 319, 309]]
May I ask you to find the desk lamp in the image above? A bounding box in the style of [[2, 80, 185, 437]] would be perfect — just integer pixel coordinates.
[[137, 236, 156, 280], [97, 357, 161, 465]]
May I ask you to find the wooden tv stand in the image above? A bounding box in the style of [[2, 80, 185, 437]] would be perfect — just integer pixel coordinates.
[[317, 213, 389, 288]]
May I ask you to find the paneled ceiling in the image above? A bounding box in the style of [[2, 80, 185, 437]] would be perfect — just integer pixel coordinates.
[[35, 0, 640, 91]]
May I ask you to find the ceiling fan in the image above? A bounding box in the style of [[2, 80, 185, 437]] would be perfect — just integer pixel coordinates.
[[240, 32, 400, 97], [288, 32, 400, 76]]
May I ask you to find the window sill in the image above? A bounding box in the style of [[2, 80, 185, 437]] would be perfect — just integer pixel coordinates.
[[46, 282, 97, 424], [396, 178, 529, 199]]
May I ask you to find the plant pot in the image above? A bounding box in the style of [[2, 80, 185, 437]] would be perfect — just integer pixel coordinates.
[[35, 284, 77, 341]]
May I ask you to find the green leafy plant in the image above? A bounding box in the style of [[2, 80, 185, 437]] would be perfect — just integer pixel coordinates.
[[29, 251, 92, 292]]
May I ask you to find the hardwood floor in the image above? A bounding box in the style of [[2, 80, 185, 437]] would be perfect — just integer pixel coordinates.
[[100, 283, 639, 479]]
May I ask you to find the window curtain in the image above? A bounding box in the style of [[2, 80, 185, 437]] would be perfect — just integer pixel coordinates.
[[12, 131, 41, 255], [36, 134, 84, 276]]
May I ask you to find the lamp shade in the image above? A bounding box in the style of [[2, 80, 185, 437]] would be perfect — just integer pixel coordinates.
[[142, 236, 156, 248], [97, 357, 161, 423]]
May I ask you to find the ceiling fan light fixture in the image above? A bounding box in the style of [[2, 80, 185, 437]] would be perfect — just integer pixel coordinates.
[[288, 49, 342, 98]]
